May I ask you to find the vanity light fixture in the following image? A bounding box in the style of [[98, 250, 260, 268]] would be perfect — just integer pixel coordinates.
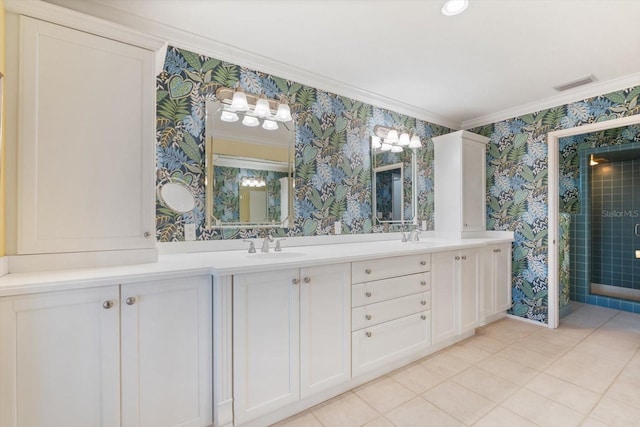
[[242, 115, 260, 127], [441, 0, 469, 16], [254, 97, 271, 118], [230, 87, 249, 111], [275, 103, 293, 122], [220, 111, 239, 122], [590, 154, 599, 166], [241, 176, 266, 187], [373, 125, 422, 152], [216, 86, 293, 129]]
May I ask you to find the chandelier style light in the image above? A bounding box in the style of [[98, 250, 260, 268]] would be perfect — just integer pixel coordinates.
[[216, 87, 292, 130], [372, 125, 422, 152]]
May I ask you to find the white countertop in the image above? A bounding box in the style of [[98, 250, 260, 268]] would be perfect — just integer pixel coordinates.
[[0, 234, 513, 297]]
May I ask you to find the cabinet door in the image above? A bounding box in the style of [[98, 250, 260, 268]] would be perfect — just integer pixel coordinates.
[[461, 139, 486, 231], [459, 248, 482, 333], [431, 251, 458, 344], [233, 269, 300, 424], [494, 244, 513, 313], [18, 17, 155, 254], [300, 263, 351, 398], [121, 276, 212, 427], [0, 286, 120, 427]]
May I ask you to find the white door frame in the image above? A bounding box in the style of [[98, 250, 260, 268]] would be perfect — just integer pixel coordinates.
[[547, 114, 640, 328]]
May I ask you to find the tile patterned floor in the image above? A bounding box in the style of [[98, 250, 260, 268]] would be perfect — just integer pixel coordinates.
[[273, 303, 640, 427]]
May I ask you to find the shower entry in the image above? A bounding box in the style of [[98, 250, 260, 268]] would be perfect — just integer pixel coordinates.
[[589, 148, 640, 301]]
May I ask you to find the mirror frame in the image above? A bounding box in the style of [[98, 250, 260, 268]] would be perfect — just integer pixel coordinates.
[[372, 148, 418, 225], [205, 100, 295, 228]]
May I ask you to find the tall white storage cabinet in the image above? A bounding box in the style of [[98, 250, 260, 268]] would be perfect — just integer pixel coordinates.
[[16, 16, 157, 254], [433, 130, 490, 237], [0, 276, 212, 427]]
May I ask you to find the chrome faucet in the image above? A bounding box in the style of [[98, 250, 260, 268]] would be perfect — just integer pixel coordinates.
[[408, 229, 421, 242], [261, 232, 275, 252]]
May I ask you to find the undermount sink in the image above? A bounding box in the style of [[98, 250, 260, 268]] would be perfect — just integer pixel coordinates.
[[249, 251, 306, 259]]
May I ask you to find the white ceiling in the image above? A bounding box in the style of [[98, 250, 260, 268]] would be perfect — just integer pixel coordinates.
[[42, 0, 640, 129]]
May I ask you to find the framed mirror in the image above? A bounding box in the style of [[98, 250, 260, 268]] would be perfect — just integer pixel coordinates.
[[205, 99, 294, 228], [372, 148, 417, 225]]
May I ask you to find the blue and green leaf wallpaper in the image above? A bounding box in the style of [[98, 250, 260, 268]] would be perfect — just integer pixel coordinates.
[[473, 87, 640, 322], [156, 46, 449, 241]]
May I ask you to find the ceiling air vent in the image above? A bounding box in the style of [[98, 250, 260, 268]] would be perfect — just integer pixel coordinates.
[[553, 75, 596, 92]]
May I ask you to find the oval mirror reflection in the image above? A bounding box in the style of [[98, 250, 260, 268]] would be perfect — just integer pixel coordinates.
[[159, 182, 196, 213]]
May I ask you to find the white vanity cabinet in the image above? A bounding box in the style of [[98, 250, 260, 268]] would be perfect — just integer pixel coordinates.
[[431, 248, 482, 344], [433, 130, 490, 236], [483, 243, 513, 323], [0, 275, 212, 427], [351, 254, 431, 376], [233, 263, 351, 424], [15, 16, 157, 254]]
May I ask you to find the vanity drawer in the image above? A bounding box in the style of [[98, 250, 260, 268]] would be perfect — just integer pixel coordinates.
[[352, 253, 430, 283], [352, 311, 431, 377], [352, 273, 430, 307], [352, 292, 431, 331]]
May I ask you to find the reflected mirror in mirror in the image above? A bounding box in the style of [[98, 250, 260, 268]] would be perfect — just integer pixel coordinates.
[[205, 99, 294, 228], [372, 148, 417, 225]]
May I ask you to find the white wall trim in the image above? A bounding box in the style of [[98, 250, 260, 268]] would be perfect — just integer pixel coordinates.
[[462, 72, 640, 129], [0, 257, 8, 277], [27, 0, 459, 130], [547, 114, 640, 329]]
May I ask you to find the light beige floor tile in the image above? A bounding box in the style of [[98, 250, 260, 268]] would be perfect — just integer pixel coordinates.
[[422, 380, 495, 425], [391, 363, 446, 394], [571, 340, 636, 364], [385, 397, 464, 427], [545, 351, 625, 393], [472, 406, 537, 427], [463, 333, 509, 353], [502, 388, 584, 427], [496, 344, 557, 370], [586, 328, 640, 352], [311, 392, 378, 427], [477, 355, 538, 386], [419, 352, 472, 379], [590, 396, 640, 426], [478, 318, 539, 343], [579, 417, 609, 427], [525, 373, 600, 414], [271, 411, 322, 427], [443, 342, 493, 365], [562, 305, 619, 329], [354, 376, 415, 413], [604, 374, 640, 410], [452, 366, 520, 403], [516, 332, 576, 358], [601, 311, 640, 333], [362, 416, 395, 427]]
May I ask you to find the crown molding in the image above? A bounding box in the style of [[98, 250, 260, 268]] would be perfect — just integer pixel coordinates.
[[461, 72, 640, 130], [28, 0, 460, 130]]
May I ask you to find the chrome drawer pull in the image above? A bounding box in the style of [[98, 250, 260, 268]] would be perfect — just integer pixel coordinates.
[[455, 256, 460, 260], [365, 314, 372, 320], [303, 277, 311, 284], [461, 255, 467, 260], [365, 332, 372, 338], [102, 300, 113, 309], [421, 280, 427, 286], [292, 278, 300, 285], [365, 268, 372, 275], [365, 292, 372, 298], [125, 297, 136, 306], [420, 260, 427, 266], [421, 300, 427, 305]]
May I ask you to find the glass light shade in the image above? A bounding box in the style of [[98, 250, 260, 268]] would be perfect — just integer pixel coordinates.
[[391, 145, 403, 153], [371, 135, 382, 149], [386, 130, 399, 143], [398, 132, 411, 146], [409, 135, 422, 148], [220, 111, 239, 122], [231, 90, 249, 111], [242, 115, 260, 127], [262, 119, 279, 131], [254, 98, 271, 118], [380, 142, 392, 151], [275, 103, 292, 121], [442, 0, 468, 16]]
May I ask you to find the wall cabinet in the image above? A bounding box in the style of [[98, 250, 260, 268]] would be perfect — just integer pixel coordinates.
[[0, 276, 212, 427], [483, 243, 513, 323], [351, 254, 431, 376], [431, 248, 482, 344], [17, 16, 156, 254], [433, 130, 490, 237], [233, 263, 351, 424]]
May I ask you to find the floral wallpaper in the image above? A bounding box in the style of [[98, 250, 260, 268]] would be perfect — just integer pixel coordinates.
[[156, 46, 450, 241], [473, 86, 640, 323]]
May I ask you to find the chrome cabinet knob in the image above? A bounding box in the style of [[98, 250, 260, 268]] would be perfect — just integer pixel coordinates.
[[292, 278, 300, 285], [420, 260, 427, 266], [125, 297, 136, 306], [365, 268, 372, 275], [144, 232, 151, 238], [103, 300, 113, 309], [365, 332, 372, 338], [421, 280, 427, 286], [365, 291, 372, 298], [365, 314, 372, 320], [455, 256, 461, 260], [421, 300, 427, 306], [421, 315, 427, 320], [303, 277, 311, 284], [461, 255, 467, 260]]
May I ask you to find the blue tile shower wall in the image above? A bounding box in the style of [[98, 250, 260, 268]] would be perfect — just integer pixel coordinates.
[[591, 159, 640, 289]]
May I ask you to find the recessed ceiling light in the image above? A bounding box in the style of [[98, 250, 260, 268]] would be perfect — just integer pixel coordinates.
[[442, 0, 469, 16]]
